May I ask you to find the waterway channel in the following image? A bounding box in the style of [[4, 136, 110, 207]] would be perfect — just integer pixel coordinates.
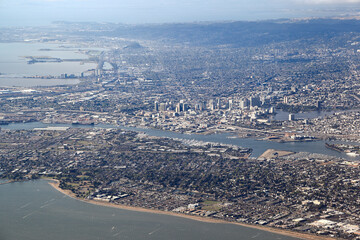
[[1, 121, 358, 160]]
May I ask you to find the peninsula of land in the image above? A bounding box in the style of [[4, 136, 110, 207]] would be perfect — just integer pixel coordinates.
[[2, 19, 360, 239]]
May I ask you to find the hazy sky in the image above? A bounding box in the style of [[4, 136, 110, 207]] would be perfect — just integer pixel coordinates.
[[1, 0, 360, 27]]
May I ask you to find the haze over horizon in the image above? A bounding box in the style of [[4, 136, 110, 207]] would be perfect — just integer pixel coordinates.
[[1, 0, 360, 27]]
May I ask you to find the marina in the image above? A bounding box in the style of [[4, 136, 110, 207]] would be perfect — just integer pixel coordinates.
[[1, 121, 359, 160]]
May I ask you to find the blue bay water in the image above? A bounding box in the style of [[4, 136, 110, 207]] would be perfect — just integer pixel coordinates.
[[0, 180, 299, 240], [0, 42, 97, 86]]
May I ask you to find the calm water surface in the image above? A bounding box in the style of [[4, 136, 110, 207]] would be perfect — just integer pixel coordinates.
[[0, 42, 97, 86], [0, 77, 80, 87], [0, 180, 299, 240], [271, 110, 337, 121]]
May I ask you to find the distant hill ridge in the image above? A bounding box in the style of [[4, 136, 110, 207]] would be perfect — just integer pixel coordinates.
[[110, 18, 360, 46], [56, 18, 360, 47]]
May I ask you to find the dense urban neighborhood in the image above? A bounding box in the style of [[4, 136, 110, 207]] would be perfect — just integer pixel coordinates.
[[1, 18, 360, 239]]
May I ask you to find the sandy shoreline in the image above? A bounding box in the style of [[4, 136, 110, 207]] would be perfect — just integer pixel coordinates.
[[0, 180, 13, 185], [48, 180, 335, 240]]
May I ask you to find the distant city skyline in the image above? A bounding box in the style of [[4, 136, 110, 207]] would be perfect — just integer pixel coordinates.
[[1, 0, 360, 27]]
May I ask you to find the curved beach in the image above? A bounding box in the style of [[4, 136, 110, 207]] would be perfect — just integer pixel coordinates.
[[48, 180, 335, 240]]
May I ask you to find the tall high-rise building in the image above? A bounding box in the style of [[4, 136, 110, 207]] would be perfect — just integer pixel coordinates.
[[228, 99, 233, 110], [289, 113, 295, 121], [250, 96, 261, 107], [317, 101, 322, 109], [154, 101, 159, 111], [179, 100, 185, 112], [175, 103, 181, 113], [194, 103, 200, 111], [208, 99, 215, 110], [240, 98, 250, 109], [199, 102, 205, 111], [159, 103, 166, 112], [269, 107, 275, 114], [284, 96, 289, 104]]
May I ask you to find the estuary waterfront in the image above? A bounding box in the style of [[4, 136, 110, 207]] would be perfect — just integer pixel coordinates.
[[1, 121, 358, 160]]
